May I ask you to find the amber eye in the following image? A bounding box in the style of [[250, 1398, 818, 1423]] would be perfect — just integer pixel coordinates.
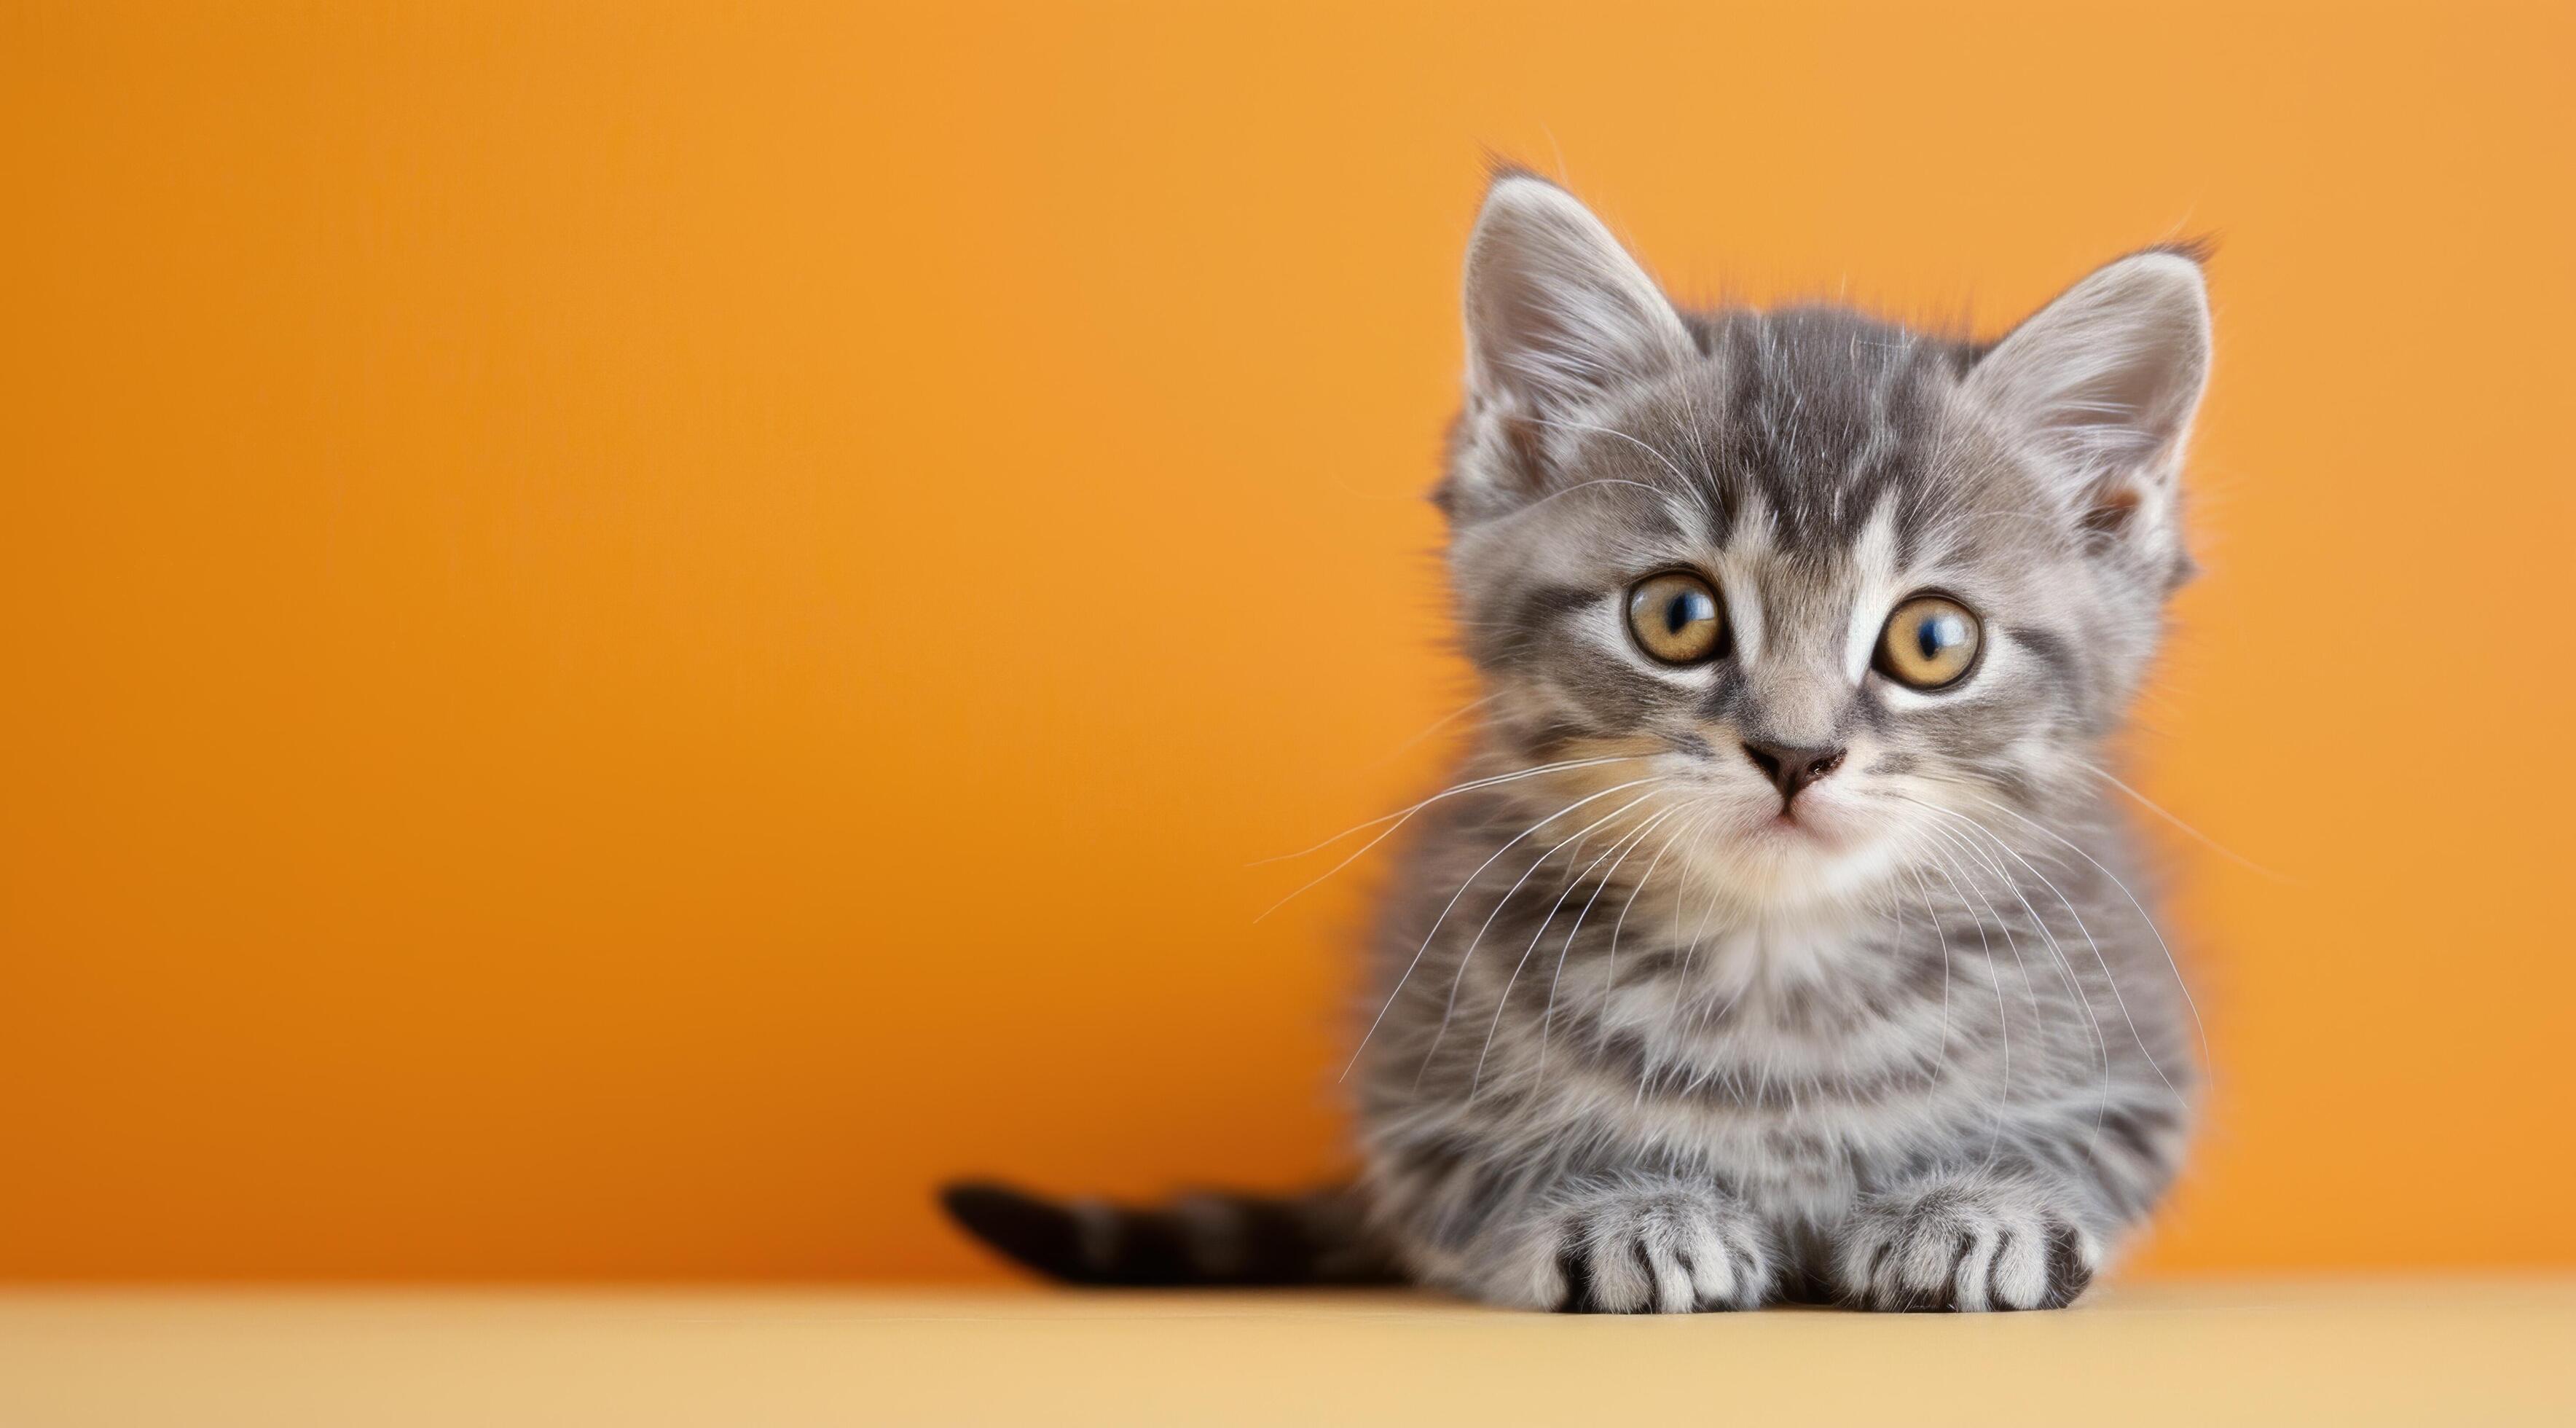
[[1877, 595, 1982, 691], [1625, 572, 1727, 666]]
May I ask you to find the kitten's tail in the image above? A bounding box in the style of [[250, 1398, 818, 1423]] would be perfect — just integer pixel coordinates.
[[937, 1180, 1399, 1287]]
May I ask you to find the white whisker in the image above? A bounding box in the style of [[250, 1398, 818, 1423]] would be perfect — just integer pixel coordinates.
[[2080, 759, 2294, 883], [1253, 755, 1649, 923], [1437, 785, 1670, 1091], [1933, 800, 2180, 1102], [1959, 788, 2215, 1083], [1341, 775, 1665, 1082], [1522, 803, 1685, 1092]]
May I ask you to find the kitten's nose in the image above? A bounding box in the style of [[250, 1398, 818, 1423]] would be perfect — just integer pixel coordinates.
[[1740, 740, 1846, 802]]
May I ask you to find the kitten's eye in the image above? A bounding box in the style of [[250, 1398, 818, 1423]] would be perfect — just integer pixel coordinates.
[[1877, 595, 1982, 691], [1626, 572, 1727, 666]]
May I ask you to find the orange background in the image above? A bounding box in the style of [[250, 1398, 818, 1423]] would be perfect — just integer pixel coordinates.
[[4, 1, 2571, 1281]]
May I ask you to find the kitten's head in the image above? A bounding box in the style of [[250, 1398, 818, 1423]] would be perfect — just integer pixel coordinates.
[[1442, 173, 2210, 914]]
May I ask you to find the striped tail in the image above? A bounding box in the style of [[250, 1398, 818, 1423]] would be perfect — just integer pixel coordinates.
[[938, 1180, 1399, 1287]]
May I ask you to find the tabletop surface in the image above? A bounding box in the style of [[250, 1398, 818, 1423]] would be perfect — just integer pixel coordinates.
[[4, 1277, 2570, 1426]]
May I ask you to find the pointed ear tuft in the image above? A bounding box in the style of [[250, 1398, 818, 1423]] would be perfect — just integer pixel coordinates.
[[1463, 176, 1692, 419], [1966, 251, 2212, 573]]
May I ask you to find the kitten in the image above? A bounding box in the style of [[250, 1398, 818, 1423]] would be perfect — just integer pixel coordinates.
[[944, 170, 2207, 1312]]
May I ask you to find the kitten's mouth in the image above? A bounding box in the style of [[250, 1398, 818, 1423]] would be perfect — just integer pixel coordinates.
[[1756, 807, 1834, 844]]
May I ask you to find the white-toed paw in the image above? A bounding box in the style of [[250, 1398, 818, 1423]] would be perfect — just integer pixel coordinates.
[[1509, 1179, 1778, 1314], [1835, 1174, 2100, 1311]]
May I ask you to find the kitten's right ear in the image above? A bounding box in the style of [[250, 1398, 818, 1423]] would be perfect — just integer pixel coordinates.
[[1462, 173, 1693, 420]]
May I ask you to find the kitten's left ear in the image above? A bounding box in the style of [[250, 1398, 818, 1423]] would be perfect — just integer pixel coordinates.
[[1965, 249, 2212, 578]]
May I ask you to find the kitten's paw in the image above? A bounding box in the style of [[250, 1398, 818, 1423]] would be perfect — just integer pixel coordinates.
[[1836, 1174, 2100, 1312], [1504, 1179, 1779, 1313]]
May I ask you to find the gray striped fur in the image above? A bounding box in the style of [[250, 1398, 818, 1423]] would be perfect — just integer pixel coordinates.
[[943, 171, 2210, 1312], [1357, 173, 2209, 1311]]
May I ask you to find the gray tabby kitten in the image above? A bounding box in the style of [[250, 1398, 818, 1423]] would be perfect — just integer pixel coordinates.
[[945, 171, 2208, 1313]]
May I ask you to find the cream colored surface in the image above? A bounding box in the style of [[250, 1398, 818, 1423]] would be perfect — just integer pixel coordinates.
[[1, 1281, 2568, 1426]]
